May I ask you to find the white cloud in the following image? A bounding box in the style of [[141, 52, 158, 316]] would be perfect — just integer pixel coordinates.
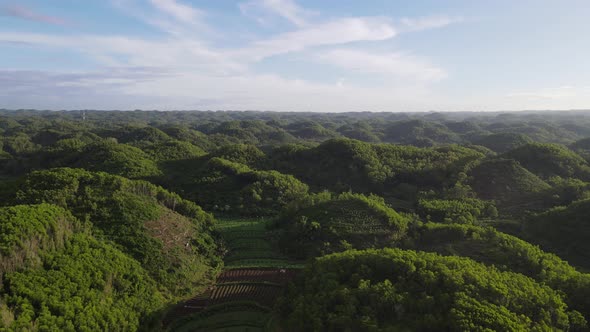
[[0, 32, 245, 74], [130, 72, 429, 111], [317, 49, 447, 82], [239, 0, 316, 27], [0, 0, 465, 111], [111, 0, 212, 38], [0, 10, 430, 73], [0, 3, 67, 26], [0, 68, 434, 111], [148, 0, 202, 24], [506, 86, 589, 100], [241, 17, 397, 60], [399, 15, 463, 32]]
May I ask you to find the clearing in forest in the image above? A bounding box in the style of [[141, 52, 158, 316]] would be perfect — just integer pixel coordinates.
[[166, 218, 303, 331]]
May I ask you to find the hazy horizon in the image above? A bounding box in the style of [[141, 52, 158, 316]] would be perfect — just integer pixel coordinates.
[[1, 0, 589, 111]]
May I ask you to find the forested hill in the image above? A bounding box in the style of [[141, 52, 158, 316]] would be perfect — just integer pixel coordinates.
[[2, 110, 590, 331]]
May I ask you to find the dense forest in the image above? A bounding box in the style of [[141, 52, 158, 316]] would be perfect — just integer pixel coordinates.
[[2, 109, 590, 331]]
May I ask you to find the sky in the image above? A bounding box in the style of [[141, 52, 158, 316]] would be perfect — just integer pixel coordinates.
[[0, 0, 589, 112]]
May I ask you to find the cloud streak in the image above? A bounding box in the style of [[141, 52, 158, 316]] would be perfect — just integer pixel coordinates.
[[0, 68, 434, 111], [0, 4, 67, 26], [317, 49, 447, 82], [0, 31, 244, 74], [506, 86, 590, 100], [241, 17, 397, 60], [111, 0, 213, 38], [399, 15, 463, 32], [239, 0, 316, 27], [148, 0, 202, 24], [0, 0, 465, 111]]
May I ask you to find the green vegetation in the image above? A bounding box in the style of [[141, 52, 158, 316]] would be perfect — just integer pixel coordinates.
[[171, 302, 272, 332], [570, 137, 590, 151], [165, 218, 301, 330], [268, 138, 484, 194], [401, 223, 590, 317], [159, 125, 214, 151], [3, 110, 590, 330], [165, 156, 309, 216], [0, 204, 165, 331], [503, 143, 590, 180], [114, 126, 172, 145], [570, 137, 590, 161], [285, 120, 338, 141], [473, 132, 533, 153], [280, 248, 585, 331], [14, 168, 220, 296], [74, 140, 162, 178], [215, 218, 300, 269], [277, 193, 409, 258], [0, 204, 78, 272], [382, 119, 461, 145], [524, 199, 590, 270], [468, 158, 551, 204], [142, 140, 206, 161], [2, 234, 165, 331], [210, 144, 266, 167], [417, 198, 498, 224]]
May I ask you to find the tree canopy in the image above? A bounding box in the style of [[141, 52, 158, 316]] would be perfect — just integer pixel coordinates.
[[3, 109, 590, 330], [280, 248, 583, 331]]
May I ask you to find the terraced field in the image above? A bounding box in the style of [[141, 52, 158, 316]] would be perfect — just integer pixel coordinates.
[[166, 218, 302, 331]]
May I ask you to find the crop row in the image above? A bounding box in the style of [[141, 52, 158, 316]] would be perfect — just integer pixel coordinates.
[[207, 283, 283, 307], [182, 283, 282, 310], [217, 268, 298, 284], [225, 258, 304, 269]]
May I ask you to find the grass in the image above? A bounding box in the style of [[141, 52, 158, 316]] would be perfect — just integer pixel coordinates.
[[172, 307, 271, 332], [215, 217, 302, 269], [215, 218, 270, 230]]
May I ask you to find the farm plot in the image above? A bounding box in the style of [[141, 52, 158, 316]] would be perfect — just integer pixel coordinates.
[[165, 218, 302, 331], [170, 302, 271, 332], [216, 218, 299, 268], [208, 283, 284, 308], [217, 268, 298, 284]]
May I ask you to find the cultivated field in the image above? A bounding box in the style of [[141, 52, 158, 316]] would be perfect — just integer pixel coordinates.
[[165, 218, 302, 331]]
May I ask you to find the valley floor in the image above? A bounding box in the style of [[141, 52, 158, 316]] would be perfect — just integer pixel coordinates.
[[165, 218, 303, 331]]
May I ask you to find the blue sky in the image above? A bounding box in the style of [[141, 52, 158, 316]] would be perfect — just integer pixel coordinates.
[[1, 0, 589, 111]]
